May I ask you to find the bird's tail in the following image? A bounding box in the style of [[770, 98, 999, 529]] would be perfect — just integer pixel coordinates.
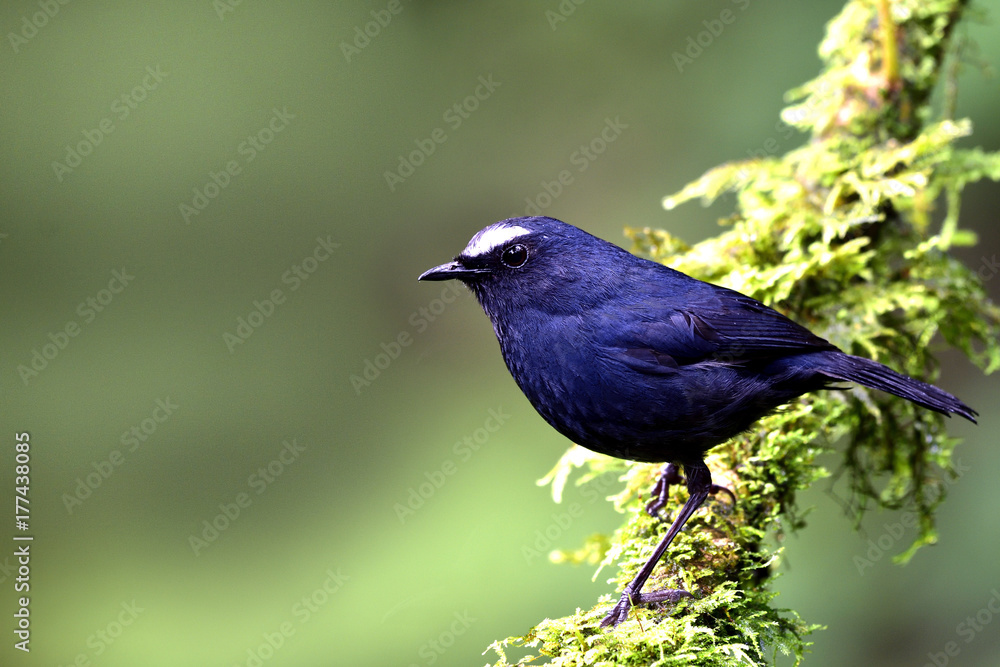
[[816, 351, 977, 423]]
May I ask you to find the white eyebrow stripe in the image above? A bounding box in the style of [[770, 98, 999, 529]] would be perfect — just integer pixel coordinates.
[[461, 225, 530, 258]]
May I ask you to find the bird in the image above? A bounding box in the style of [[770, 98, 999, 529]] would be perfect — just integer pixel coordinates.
[[418, 215, 976, 628]]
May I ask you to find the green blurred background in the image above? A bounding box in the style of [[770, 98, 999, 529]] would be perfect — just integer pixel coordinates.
[[1, 1, 998, 665]]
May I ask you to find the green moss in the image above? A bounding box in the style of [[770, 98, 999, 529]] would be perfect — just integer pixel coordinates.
[[485, 1, 1000, 664]]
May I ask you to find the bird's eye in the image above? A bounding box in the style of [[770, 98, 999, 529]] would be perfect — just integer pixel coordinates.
[[501, 244, 528, 268]]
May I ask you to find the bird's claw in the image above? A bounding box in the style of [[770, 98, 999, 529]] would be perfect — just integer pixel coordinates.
[[644, 463, 684, 518], [599, 594, 632, 628], [645, 464, 736, 520], [599, 587, 693, 628], [710, 483, 737, 508]]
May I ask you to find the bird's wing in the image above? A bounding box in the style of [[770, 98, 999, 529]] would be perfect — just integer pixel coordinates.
[[595, 286, 834, 374], [683, 289, 833, 354]]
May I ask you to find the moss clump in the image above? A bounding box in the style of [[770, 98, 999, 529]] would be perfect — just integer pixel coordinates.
[[486, 1, 1000, 665]]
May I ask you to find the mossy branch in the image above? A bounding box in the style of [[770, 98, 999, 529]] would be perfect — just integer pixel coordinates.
[[486, 1, 1000, 665]]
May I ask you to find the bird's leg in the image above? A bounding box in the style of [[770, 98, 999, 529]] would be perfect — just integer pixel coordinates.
[[646, 462, 736, 520], [601, 463, 715, 628]]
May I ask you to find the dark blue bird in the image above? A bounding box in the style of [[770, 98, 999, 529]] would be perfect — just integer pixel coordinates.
[[418, 215, 976, 627]]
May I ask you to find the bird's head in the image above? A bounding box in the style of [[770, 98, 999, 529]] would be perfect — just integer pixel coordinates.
[[419, 216, 632, 315]]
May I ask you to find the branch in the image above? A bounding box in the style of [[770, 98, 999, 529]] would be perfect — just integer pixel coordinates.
[[487, 1, 1000, 665]]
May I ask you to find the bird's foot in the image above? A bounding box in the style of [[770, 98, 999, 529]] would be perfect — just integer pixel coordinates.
[[709, 483, 737, 509], [599, 586, 693, 628], [644, 463, 684, 518], [645, 464, 736, 519]]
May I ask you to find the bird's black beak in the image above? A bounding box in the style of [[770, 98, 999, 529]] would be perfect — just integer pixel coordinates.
[[418, 259, 490, 282]]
